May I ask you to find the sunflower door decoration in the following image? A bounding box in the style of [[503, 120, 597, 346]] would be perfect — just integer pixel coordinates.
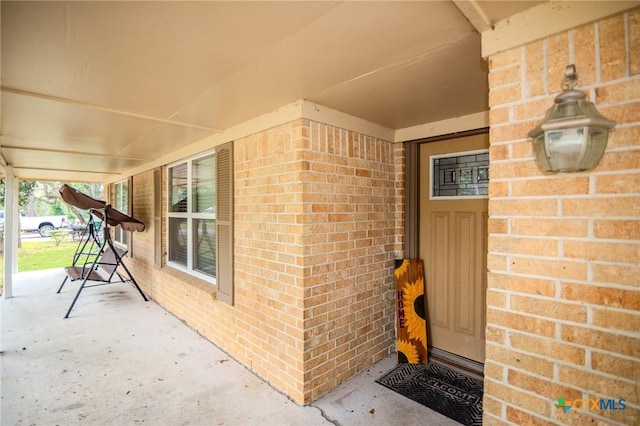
[[394, 258, 428, 364]]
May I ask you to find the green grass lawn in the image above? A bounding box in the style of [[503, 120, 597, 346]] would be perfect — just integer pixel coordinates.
[[0, 240, 79, 289]]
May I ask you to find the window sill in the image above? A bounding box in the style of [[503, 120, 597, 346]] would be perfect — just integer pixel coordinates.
[[163, 266, 217, 297]]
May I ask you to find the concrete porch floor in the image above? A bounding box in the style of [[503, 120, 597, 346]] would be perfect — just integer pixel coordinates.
[[1, 269, 458, 426]]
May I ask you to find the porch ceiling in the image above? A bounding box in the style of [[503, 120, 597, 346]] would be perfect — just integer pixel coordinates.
[[1, 1, 542, 183]]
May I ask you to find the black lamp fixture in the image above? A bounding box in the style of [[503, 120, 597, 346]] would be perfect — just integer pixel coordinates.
[[528, 64, 616, 172]]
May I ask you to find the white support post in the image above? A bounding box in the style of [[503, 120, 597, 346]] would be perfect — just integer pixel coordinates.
[[11, 176, 19, 274], [3, 166, 16, 299]]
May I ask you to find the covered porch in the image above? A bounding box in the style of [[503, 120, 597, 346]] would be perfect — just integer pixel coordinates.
[[3, 2, 638, 423], [0, 268, 456, 426]]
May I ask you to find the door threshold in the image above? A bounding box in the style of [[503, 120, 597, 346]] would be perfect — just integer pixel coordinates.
[[428, 347, 484, 381]]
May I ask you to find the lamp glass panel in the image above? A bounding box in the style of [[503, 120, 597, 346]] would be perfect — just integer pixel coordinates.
[[580, 128, 609, 169], [532, 134, 552, 171], [546, 128, 584, 171]]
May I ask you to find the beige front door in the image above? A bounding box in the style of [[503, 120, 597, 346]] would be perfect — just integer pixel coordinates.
[[418, 134, 488, 363]]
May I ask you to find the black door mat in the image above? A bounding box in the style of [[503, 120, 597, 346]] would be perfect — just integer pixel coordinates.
[[376, 362, 483, 426]]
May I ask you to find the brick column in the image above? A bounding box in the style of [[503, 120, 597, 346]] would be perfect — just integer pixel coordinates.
[[484, 9, 640, 425]]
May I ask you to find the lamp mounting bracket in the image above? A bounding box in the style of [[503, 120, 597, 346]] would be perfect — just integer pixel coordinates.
[[562, 64, 579, 90]]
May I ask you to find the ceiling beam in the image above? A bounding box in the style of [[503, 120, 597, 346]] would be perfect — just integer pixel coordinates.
[[452, 0, 493, 33], [0, 145, 151, 162], [1, 86, 223, 133], [14, 166, 121, 175]]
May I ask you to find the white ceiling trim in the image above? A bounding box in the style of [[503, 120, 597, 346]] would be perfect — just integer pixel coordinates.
[[482, 0, 640, 57]]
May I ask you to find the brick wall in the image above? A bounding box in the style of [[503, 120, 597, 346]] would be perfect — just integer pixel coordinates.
[[297, 120, 398, 401], [126, 119, 399, 404], [130, 171, 155, 275], [485, 9, 640, 425]]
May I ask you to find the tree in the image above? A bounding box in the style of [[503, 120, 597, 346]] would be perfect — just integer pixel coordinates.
[[0, 180, 103, 222], [38, 182, 67, 215], [36, 182, 104, 223], [0, 180, 37, 209]]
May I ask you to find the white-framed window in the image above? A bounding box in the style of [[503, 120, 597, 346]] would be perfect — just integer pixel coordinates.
[[166, 142, 234, 305], [113, 179, 130, 247], [167, 151, 216, 282]]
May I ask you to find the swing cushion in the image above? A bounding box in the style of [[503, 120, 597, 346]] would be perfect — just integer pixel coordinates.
[[66, 266, 112, 282], [65, 246, 127, 283]]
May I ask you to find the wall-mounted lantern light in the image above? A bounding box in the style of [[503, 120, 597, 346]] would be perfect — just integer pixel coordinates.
[[528, 64, 616, 172]]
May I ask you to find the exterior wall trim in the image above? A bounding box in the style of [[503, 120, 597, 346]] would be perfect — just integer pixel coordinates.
[[482, 0, 640, 57], [396, 111, 489, 143], [108, 100, 489, 185]]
